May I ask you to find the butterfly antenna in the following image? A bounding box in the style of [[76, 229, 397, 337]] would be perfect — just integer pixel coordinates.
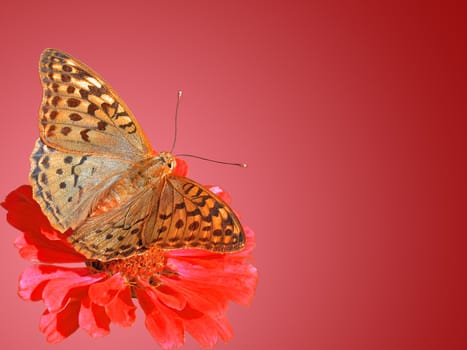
[[170, 90, 183, 153], [176, 154, 248, 168]]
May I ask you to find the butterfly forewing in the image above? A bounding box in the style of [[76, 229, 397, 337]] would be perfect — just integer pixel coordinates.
[[39, 49, 152, 160]]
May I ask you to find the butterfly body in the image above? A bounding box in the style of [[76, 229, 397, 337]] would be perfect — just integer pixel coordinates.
[[30, 49, 245, 261], [90, 153, 173, 217]]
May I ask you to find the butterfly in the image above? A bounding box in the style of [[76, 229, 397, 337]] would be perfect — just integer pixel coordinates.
[[29, 49, 245, 261]]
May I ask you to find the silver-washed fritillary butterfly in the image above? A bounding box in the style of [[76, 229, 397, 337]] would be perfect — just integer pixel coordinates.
[[30, 49, 245, 261]]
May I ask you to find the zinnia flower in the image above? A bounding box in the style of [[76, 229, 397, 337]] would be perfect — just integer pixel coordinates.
[[1, 160, 257, 349]]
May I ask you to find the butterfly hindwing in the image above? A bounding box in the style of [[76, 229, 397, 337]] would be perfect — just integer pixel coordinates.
[[39, 48, 152, 160], [144, 176, 245, 253], [68, 188, 155, 260], [67, 174, 245, 261]]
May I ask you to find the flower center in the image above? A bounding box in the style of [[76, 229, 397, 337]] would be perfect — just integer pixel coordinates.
[[86, 245, 169, 286]]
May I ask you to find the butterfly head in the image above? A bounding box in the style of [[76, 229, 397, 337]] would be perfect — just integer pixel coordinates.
[[156, 151, 177, 172]]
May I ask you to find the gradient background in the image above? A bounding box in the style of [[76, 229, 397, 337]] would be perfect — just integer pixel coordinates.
[[0, 1, 465, 349]]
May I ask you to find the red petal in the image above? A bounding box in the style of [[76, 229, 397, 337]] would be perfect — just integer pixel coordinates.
[[206, 185, 232, 204], [106, 286, 136, 327], [171, 259, 257, 307], [79, 297, 110, 338], [41, 269, 105, 312], [18, 265, 92, 302], [160, 275, 228, 316], [14, 232, 85, 263], [39, 300, 80, 343], [165, 238, 257, 309], [173, 158, 188, 176], [4, 186, 85, 263], [154, 284, 187, 311], [137, 286, 185, 349], [2, 185, 50, 234], [179, 305, 233, 347], [3, 186, 66, 241], [238, 226, 256, 256], [88, 274, 137, 328], [88, 273, 125, 305], [137, 278, 186, 311]]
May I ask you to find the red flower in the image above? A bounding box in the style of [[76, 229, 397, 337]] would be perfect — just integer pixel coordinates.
[[1, 164, 257, 349]]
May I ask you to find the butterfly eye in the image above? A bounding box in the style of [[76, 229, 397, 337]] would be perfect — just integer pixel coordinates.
[[167, 161, 175, 170]]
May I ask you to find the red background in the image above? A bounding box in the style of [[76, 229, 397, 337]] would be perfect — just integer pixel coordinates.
[[0, 1, 466, 349]]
